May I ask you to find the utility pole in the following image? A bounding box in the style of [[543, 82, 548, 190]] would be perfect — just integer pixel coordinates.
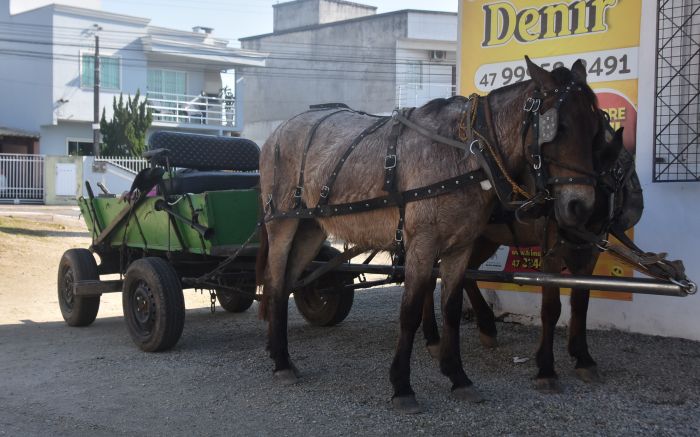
[[92, 24, 102, 156]]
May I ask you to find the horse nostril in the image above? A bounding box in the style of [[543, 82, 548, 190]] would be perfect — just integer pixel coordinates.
[[567, 199, 589, 222]]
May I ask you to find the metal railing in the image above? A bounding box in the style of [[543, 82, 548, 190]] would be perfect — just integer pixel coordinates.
[[146, 91, 236, 128], [396, 83, 457, 109], [95, 156, 149, 175], [0, 153, 45, 203]]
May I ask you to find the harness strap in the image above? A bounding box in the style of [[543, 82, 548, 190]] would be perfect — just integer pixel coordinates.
[[294, 109, 350, 208], [316, 116, 391, 207], [265, 169, 487, 221], [384, 108, 413, 255]]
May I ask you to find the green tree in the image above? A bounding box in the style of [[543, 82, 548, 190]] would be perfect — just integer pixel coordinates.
[[99, 90, 152, 156]]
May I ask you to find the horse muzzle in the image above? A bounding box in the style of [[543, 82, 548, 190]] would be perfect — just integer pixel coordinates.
[[554, 185, 595, 229]]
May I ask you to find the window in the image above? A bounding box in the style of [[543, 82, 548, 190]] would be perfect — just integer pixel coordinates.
[[654, 0, 699, 182], [67, 139, 94, 156], [147, 69, 187, 95], [81, 54, 121, 90]]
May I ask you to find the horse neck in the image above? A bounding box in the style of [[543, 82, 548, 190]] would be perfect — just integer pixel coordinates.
[[486, 80, 534, 173]]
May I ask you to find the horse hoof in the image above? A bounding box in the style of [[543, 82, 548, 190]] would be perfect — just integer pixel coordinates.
[[452, 386, 485, 403], [479, 332, 498, 349], [273, 368, 299, 386], [392, 395, 422, 414], [576, 366, 603, 383], [426, 343, 440, 359], [535, 378, 561, 394]]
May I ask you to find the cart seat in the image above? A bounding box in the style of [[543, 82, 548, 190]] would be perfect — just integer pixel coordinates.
[[148, 131, 260, 171], [147, 131, 261, 194], [160, 169, 259, 195]]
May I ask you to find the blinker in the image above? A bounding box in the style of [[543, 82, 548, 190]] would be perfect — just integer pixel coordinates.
[[538, 108, 558, 145]]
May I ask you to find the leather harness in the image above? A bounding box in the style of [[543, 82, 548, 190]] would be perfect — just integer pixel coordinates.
[[265, 84, 597, 253]]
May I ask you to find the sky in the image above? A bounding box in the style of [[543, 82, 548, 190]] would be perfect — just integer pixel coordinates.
[[101, 0, 458, 47]]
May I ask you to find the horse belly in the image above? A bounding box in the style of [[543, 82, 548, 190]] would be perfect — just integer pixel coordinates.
[[317, 209, 398, 250]]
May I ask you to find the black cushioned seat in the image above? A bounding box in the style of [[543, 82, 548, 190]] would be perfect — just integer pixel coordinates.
[[147, 131, 261, 194], [161, 169, 259, 195]]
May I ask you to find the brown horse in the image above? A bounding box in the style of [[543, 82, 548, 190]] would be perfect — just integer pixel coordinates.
[[256, 58, 601, 412], [421, 126, 644, 392]]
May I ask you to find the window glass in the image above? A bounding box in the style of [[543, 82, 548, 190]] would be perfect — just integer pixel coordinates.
[[68, 140, 94, 156], [81, 54, 120, 90]]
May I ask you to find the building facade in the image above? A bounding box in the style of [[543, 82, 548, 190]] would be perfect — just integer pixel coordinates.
[[0, 0, 266, 156], [239, 0, 457, 145]]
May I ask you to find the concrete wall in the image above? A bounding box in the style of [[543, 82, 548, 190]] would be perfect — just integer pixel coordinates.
[[51, 11, 149, 124], [477, 0, 700, 341], [273, 0, 376, 32], [44, 155, 82, 205], [40, 121, 93, 156], [240, 12, 408, 144], [0, 5, 55, 131]]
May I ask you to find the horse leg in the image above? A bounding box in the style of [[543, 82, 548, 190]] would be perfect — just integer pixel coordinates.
[[264, 219, 301, 384], [534, 253, 563, 393], [439, 250, 484, 403], [422, 277, 441, 359], [273, 220, 327, 384], [564, 249, 601, 383], [464, 238, 501, 348], [390, 237, 436, 413]]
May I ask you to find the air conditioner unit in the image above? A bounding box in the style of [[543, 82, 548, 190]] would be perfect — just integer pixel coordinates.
[[429, 50, 447, 62]]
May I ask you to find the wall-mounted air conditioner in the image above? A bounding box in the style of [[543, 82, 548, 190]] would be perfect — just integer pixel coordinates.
[[429, 50, 447, 62]]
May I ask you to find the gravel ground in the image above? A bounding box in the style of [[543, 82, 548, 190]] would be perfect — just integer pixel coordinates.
[[1, 215, 700, 436]]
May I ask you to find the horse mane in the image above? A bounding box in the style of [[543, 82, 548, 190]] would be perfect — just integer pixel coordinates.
[[420, 95, 469, 115]]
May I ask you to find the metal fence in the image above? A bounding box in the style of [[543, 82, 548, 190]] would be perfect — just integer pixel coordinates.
[[0, 153, 45, 204], [95, 156, 149, 175], [146, 92, 236, 128], [654, 0, 700, 182]]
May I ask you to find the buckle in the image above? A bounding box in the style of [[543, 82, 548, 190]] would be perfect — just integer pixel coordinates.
[[395, 229, 403, 242], [320, 185, 330, 198], [293, 186, 303, 197], [469, 140, 482, 155], [532, 155, 542, 170], [531, 98, 541, 112], [523, 98, 534, 111], [384, 154, 397, 169]]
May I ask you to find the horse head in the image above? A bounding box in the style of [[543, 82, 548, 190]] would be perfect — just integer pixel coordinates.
[[594, 125, 644, 232], [525, 56, 599, 229]]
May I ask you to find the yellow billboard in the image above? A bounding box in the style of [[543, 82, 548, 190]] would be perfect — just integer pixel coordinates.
[[459, 0, 642, 300]]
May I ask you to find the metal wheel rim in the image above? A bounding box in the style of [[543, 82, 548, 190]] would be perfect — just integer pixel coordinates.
[[61, 268, 75, 310], [130, 280, 155, 335]]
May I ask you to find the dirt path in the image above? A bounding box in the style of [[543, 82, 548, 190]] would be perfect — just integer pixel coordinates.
[[1, 216, 699, 436]]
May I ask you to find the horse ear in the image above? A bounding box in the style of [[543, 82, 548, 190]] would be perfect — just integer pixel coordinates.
[[525, 55, 555, 89], [571, 59, 587, 82]]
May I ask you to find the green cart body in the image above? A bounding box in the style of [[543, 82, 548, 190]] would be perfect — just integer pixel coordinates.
[[58, 132, 354, 352]]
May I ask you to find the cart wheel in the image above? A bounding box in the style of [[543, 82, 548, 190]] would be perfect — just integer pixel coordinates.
[[57, 249, 101, 326], [294, 246, 355, 327], [216, 287, 255, 313], [122, 257, 185, 352]]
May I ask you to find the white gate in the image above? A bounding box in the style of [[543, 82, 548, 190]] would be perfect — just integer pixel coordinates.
[[0, 153, 45, 204]]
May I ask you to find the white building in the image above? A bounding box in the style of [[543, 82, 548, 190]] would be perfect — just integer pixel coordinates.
[[0, 0, 266, 156], [239, 0, 457, 145]]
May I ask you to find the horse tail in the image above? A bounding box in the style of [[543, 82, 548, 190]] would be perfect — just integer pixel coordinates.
[[256, 217, 270, 320]]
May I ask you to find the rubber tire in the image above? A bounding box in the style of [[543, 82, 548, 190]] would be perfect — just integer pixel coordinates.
[[293, 246, 355, 327], [216, 287, 255, 313], [122, 257, 185, 352], [57, 249, 101, 327]]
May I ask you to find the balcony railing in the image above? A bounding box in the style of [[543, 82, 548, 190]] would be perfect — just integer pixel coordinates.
[[396, 83, 457, 109], [146, 92, 236, 129]]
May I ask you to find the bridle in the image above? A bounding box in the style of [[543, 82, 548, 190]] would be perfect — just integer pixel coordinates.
[[520, 80, 599, 196]]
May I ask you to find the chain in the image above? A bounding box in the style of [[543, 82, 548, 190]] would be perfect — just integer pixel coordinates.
[[210, 290, 216, 314]]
